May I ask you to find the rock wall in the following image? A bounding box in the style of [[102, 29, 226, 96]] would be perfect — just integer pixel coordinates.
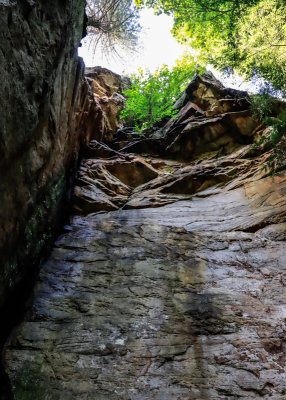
[[83, 67, 126, 142], [0, 0, 87, 310], [4, 72, 286, 399], [0, 0, 127, 310]]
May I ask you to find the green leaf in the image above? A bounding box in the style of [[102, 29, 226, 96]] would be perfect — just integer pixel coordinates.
[[121, 54, 205, 131]]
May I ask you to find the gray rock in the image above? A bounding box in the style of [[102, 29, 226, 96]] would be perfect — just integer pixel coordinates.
[[3, 59, 286, 400], [4, 143, 286, 399]]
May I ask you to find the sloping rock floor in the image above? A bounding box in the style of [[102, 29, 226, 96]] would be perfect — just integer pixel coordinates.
[[4, 144, 286, 399], [4, 73, 286, 399]]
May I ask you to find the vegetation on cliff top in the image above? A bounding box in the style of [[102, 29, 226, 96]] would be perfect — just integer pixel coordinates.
[[251, 94, 286, 173], [135, 0, 286, 95], [86, 0, 286, 95], [130, 0, 286, 171], [86, 0, 286, 171], [121, 55, 204, 132]]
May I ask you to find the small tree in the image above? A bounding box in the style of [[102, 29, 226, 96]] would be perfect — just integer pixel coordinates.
[[86, 0, 141, 58], [251, 94, 286, 174], [121, 55, 204, 131]]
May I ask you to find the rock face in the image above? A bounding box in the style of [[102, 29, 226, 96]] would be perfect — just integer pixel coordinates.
[[0, 5, 126, 395], [4, 72, 286, 398], [0, 0, 86, 312], [84, 67, 126, 142], [0, 1, 125, 320], [119, 71, 259, 160]]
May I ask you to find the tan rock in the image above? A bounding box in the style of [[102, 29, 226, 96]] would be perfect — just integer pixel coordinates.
[[72, 142, 159, 214], [84, 67, 126, 141], [85, 66, 122, 97]]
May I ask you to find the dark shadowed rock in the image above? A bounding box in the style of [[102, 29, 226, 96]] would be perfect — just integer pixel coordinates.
[[84, 140, 125, 159], [111, 127, 144, 150], [0, 0, 86, 310]]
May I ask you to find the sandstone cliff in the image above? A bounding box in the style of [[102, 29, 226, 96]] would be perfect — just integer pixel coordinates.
[[0, 1, 126, 309], [0, 0, 85, 310], [4, 72, 286, 399], [0, 3, 125, 396]]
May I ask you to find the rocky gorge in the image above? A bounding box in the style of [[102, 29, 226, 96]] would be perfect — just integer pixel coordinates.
[[2, 64, 286, 399], [1, 1, 286, 399]]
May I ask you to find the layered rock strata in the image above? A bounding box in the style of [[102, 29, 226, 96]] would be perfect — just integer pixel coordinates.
[[4, 73, 286, 398], [120, 72, 259, 160]]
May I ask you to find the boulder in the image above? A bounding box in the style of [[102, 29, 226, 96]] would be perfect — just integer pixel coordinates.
[[85, 66, 122, 97], [84, 67, 126, 141], [177, 71, 250, 114], [72, 145, 159, 214]]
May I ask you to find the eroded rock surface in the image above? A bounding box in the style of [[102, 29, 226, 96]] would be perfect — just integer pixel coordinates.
[[0, 0, 87, 310], [84, 67, 126, 142], [4, 73, 286, 399], [0, 0, 125, 317], [119, 71, 259, 160]]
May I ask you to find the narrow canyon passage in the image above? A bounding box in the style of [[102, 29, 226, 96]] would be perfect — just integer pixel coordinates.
[[4, 73, 286, 399], [1, 0, 285, 398]]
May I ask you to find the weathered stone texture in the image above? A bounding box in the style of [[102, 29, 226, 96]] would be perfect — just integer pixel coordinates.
[[5, 165, 286, 399], [0, 0, 88, 307], [4, 73, 286, 398], [84, 67, 126, 142]]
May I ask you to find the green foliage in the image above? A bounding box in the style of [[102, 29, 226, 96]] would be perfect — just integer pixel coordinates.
[[121, 55, 204, 131], [230, 0, 286, 93], [251, 95, 286, 174], [256, 112, 286, 174], [136, 0, 286, 95], [166, 165, 173, 173], [135, 0, 259, 51], [250, 94, 277, 121]]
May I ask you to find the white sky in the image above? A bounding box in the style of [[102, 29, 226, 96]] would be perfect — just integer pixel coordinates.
[[78, 8, 258, 93], [78, 9, 187, 75]]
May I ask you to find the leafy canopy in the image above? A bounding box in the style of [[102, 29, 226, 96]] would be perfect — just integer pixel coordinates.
[[135, 0, 259, 49], [121, 55, 204, 132], [135, 0, 286, 94], [136, 0, 286, 172], [233, 0, 286, 93]]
